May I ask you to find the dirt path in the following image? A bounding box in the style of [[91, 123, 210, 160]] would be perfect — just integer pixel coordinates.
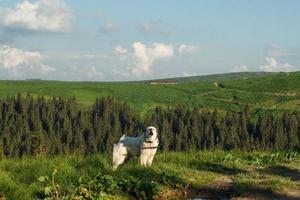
[[264, 92, 297, 97], [156, 167, 300, 200], [192, 176, 234, 199], [213, 82, 297, 97], [190, 175, 300, 200]]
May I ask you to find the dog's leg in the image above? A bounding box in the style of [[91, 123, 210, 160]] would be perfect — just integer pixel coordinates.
[[112, 144, 127, 170], [113, 153, 126, 170], [140, 150, 148, 167], [146, 154, 155, 167]]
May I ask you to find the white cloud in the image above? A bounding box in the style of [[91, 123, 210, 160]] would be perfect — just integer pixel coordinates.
[[183, 72, 196, 77], [70, 54, 109, 60], [0, 45, 41, 69], [131, 42, 174, 76], [113, 42, 174, 78], [178, 44, 200, 54], [114, 46, 128, 61], [87, 66, 103, 80], [0, 45, 56, 77], [260, 57, 294, 72], [114, 46, 128, 55], [233, 64, 248, 72], [38, 64, 56, 74], [99, 21, 119, 33], [112, 68, 131, 78], [0, 0, 71, 32]]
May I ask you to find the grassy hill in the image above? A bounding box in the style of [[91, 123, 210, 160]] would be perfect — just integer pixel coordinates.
[[0, 71, 299, 115], [0, 151, 299, 200], [155, 71, 275, 83]]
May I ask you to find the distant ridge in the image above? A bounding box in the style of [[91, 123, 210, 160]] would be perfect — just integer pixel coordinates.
[[0, 71, 300, 113], [3, 72, 276, 83], [151, 72, 276, 83]]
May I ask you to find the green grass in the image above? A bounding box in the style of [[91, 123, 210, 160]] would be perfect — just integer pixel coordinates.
[[0, 71, 300, 115], [0, 151, 299, 199], [158, 71, 276, 83]]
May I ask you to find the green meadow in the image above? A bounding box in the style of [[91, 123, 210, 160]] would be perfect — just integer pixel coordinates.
[[0, 71, 300, 115], [0, 151, 299, 199]]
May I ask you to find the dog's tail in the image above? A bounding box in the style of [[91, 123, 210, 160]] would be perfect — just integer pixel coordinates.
[[113, 135, 126, 160], [119, 134, 126, 141], [114, 134, 126, 145], [113, 136, 126, 170]]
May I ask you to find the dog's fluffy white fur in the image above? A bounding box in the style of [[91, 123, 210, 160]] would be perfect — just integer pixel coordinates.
[[112, 126, 159, 170]]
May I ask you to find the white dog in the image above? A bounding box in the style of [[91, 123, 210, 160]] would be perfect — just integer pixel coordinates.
[[112, 126, 159, 170]]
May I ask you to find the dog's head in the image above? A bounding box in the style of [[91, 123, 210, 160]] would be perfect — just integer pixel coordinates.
[[144, 126, 158, 143]]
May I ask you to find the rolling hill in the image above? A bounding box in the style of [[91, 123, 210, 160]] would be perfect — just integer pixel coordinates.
[[0, 71, 299, 114], [153, 71, 275, 83]]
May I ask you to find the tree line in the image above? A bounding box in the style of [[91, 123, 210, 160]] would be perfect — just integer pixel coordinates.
[[0, 94, 299, 158]]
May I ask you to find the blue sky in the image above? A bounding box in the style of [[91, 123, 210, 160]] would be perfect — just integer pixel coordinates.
[[0, 0, 299, 81]]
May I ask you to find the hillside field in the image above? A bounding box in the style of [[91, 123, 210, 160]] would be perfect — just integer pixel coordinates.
[[0, 71, 300, 115]]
